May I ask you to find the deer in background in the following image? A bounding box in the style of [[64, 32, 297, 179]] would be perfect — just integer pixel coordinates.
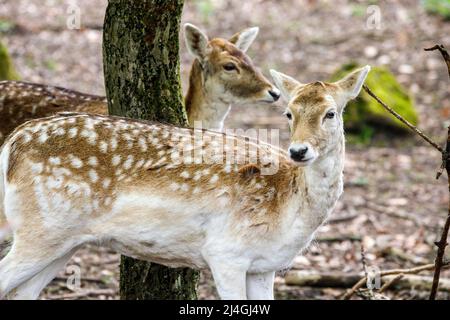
[[0, 24, 279, 145], [0, 66, 369, 299], [0, 82, 107, 146], [183, 23, 280, 131]]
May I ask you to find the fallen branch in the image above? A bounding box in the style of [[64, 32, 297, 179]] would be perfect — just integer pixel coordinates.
[[47, 288, 116, 300], [383, 274, 450, 293], [341, 262, 450, 299], [54, 276, 111, 284], [316, 235, 361, 243], [285, 269, 450, 294], [327, 214, 358, 224], [380, 247, 429, 265], [285, 271, 362, 287]]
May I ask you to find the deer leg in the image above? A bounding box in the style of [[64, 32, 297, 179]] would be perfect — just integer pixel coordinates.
[[207, 259, 247, 300], [8, 247, 78, 300], [246, 271, 275, 300], [0, 239, 76, 299]]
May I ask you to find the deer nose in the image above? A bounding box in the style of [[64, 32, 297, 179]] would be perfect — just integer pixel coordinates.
[[268, 89, 281, 101], [289, 145, 309, 161]]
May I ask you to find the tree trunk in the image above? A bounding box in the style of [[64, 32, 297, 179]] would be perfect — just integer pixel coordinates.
[[103, 0, 199, 300]]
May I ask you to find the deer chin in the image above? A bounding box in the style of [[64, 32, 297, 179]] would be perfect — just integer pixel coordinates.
[[289, 156, 317, 167]]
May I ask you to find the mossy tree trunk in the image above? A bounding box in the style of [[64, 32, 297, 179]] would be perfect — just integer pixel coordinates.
[[103, 0, 199, 300], [0, 42, 19, 80]]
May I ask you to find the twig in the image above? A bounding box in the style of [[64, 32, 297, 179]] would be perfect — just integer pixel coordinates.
[[423, 44, 450, 300], [363, 85, 444, 153], [379, 274, 404, 293], [425, 44, 450, 79], [342, 262, 450, 299], [364, 45, 450, 299], [430, 126, 450, 299]]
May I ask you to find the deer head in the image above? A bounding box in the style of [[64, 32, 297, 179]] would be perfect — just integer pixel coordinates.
[[184, 23, 280, 108], [271, 66, 371, 166]]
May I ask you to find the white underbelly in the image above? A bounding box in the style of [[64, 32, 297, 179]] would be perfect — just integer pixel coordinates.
[[93, 192, 214, 269]]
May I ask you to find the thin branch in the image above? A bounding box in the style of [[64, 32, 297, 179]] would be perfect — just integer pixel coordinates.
[[360, 44, 450, 300], [425, 44, 450, 79], [379, 274, 404, 293], [424, 44, 450, 300], [430, 126, 450, 299], [342, 262, 450, 300], [363, 85, 444, 153]]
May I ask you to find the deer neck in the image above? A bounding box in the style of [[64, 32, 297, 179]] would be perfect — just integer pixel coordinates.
[[292, 136, 345, 230], [185, 60, 231, 131]]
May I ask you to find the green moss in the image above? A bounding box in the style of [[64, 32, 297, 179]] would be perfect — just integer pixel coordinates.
[[330, 63, 418, 135], [0, 41, 19, 80], [424, 0, 450, 20]]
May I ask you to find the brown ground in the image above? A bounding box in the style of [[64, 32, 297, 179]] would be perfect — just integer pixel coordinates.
[[1, 0, 450, 300]]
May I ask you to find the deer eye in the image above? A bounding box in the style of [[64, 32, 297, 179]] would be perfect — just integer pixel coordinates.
[[285, 112, 292, 120], [223, 63, 237, 71], [325, 111, 336, 119]]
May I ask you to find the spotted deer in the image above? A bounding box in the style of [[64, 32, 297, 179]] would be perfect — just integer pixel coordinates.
[[0, 66, 370, 300], [0, 24, 278, 146], [0, 82, 108, 146]]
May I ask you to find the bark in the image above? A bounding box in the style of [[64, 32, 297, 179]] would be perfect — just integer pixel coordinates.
[[103, 0, 199, 300], [104, 0, 187, 125]]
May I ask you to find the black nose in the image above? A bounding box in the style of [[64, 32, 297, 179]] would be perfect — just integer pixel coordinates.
[[269, 90, 280, 101], [289, 146, 308, 161]]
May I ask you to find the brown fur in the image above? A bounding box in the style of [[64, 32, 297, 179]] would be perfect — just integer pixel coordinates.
[[4, 113, 294, 233], [0, 81, 107, 145], [184, 37, 274, 126]]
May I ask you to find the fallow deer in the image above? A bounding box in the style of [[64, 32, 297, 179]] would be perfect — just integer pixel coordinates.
[[0, 66, 370, 300], [0, 24, 279, 146], [183, 23, 280, 131], [0, 81, 107, 146]]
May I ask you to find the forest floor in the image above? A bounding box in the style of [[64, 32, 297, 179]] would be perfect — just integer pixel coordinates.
[[1, 0, 450, 300]]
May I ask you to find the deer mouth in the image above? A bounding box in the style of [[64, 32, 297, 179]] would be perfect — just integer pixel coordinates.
[[290, 156, 317, 167]]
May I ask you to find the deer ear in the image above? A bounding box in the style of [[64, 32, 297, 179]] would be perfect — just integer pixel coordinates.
[[270, 69, 302, 102], [335, 65, 371, 101], [229, 27, 259, 53], [184, 23, 209, 62]]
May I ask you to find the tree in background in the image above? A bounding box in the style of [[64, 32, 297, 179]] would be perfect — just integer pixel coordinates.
[[103, 0, 199, 299]]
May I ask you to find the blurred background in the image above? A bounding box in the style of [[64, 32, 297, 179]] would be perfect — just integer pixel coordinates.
[[0, 0, 449, 299]]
